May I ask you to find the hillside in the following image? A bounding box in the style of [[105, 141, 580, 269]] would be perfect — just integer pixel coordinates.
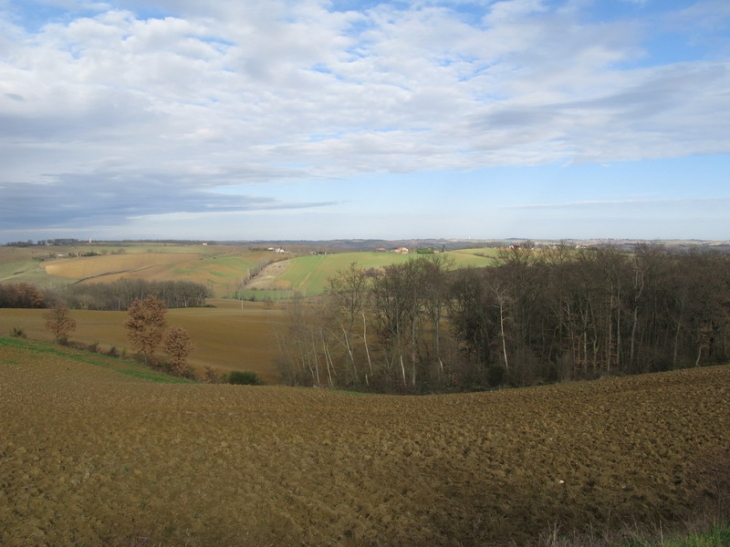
[[0, 244, 272, 298], [241, 248, 500, 296], [0, 300, 285, 384], [0, 243, 501, 299], [1, 338, 728, 545]]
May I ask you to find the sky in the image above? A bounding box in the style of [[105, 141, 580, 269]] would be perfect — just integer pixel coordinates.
[[0, 0, 729, 243]]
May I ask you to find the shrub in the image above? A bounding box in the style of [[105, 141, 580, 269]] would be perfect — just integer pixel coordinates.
[[487, 363, 507, 387], [229, 371, 263, 385], [162, 326, 195, 376], [44, 304, 76, 342], [203, 366, 222, 384], [10, 326, 26, 338], [124, 295, 168, 364]]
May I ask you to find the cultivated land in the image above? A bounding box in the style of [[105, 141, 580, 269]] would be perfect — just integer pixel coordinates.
[[0, 244, 272, 298], [0, 244, 500, 298], [1, 336, 728, 546], [248, 249, 500, 296], [0, 244, 502, 381], [0, 299, 285, 383]]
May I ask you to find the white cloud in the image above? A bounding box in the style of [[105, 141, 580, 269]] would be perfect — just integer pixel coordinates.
[[0, 0, 729, 235]]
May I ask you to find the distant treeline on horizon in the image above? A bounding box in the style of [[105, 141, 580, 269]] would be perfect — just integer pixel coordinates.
[[0, 279, 211, 311]]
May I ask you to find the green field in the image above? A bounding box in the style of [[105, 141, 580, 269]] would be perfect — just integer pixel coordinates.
[[0, 244, 504, 299], [267, 250, 499, 296], [275, 253, 411, 295]]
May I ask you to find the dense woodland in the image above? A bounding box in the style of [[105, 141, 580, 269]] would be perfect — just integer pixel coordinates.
[[277, 244, 730, 392], [0, 279, 210, 310]]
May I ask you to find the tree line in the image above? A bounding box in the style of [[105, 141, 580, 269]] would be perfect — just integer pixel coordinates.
[[41, 294, 196, 378], [276, 244, 730, 393], [0, 279, 211, 310]]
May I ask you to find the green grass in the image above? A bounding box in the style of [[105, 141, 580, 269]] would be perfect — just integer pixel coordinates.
[[273, 251, 496, 296], [447, 247, 502, 265], [1, 245, 500, 300], [0, 259, 37, 281], [0, 335, 193, 383], [660, 524, 730, 547], [620, 525, 730, 547], [542, 522, 730, 547], [0, 258, 72, 287]]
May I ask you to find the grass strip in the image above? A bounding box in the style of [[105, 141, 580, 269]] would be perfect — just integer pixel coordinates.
[[0, 335, 192, 383]]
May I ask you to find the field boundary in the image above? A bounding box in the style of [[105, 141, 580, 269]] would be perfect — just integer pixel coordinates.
[[0, 335, 192, 383]]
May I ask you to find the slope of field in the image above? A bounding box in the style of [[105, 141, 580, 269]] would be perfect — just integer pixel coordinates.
[[0, 336, 191, 383], [0, 300, 285, 383], [248, 250, 498, 296], [44, 252, 202, 280], [1, 244, 504, 299], [1, 342, 728, 546], [448, 247, 502, 261], [0, 247, 71, 287], [0, 245, 276, 297]]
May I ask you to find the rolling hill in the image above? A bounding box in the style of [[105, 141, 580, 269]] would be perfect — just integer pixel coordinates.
[[1, 336, 728, 546], [0, 243, 502, 298]]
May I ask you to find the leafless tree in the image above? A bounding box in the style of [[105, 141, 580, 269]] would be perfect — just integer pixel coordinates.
[[44, 304, 76, 343], [124, 295, 168, 364], [163, 326, 195, 376]]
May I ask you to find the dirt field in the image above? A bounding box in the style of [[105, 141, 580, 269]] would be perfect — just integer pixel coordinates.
[[1, 337, 728, 546], [0, 300, 285, 383]]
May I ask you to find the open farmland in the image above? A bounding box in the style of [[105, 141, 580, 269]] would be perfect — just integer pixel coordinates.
[[1, 243, 503, 299], [247, 250, 498, 296], [0, 244, 274, 298], [40, 246, 273, 298], [0, 299, 285, 383], [1, 337, 728, 546]]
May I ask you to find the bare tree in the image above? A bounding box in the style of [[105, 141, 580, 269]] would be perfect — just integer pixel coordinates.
[[163, 326, 195, 376], [44, 304, 76, 343], [124, 295, 168, 364]]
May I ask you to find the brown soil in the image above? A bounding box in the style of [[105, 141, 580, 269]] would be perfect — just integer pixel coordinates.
[[1, 346, 728, 546], [0, 301, 286, 384]]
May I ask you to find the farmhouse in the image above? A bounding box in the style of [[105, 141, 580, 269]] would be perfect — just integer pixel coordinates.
[[393, 247, 409, 254]]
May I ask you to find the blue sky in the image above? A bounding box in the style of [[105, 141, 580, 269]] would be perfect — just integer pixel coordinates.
[[0, 0, 728, 243]]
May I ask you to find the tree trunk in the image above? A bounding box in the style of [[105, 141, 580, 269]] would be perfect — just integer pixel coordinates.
[[362, 312, 373, 376]]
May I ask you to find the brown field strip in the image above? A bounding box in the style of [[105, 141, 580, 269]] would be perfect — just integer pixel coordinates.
[[0, 345, 728, 546], [0, 245, 273, 297], [0, 300, 284, 383], [43, 253, 201, 280]]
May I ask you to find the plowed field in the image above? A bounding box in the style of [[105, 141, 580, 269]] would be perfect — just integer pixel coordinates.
[[1, 339, 728, 546]]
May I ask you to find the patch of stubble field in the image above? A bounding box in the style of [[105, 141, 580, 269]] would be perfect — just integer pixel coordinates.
[[1, 339, 728, 546], [0, 300, 285, 383]]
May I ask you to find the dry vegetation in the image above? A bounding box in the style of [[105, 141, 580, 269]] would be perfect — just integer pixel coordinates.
[[0, 244, 275, 298], [0, 300, 285, 383], [43, 253, 201, 281], [1, 336, 728, 546], [0, 243, 499, 299]]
